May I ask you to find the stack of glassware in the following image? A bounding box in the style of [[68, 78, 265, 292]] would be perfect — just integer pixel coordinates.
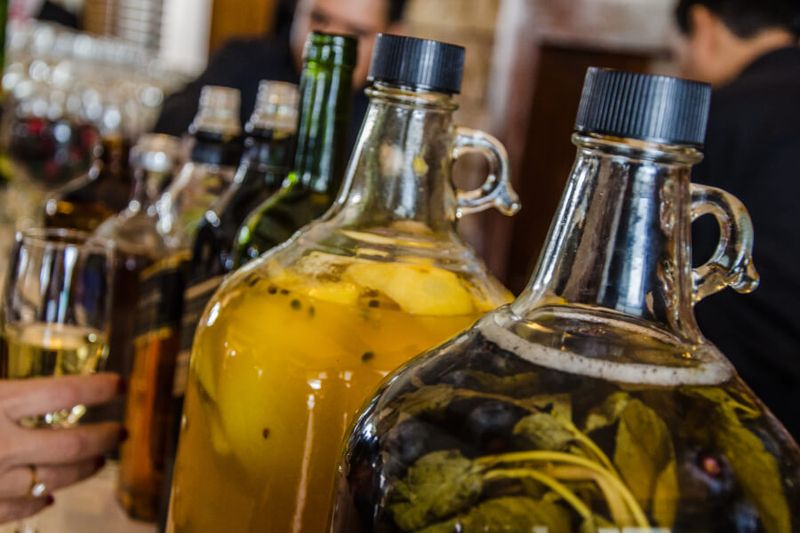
[[0, 21, 186, 283]]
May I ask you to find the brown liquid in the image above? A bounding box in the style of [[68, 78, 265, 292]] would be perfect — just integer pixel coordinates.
[[117, 254, 186, 521]]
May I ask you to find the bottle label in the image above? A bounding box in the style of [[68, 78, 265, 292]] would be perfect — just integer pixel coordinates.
[[173, 275, 225, 397], [124, 252, 188, 496], [133, 253, 189, 341]]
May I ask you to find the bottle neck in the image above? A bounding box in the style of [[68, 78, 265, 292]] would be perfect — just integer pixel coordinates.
[[190, 131, 242, 168], [237, 129, 295, 186], [329, 84, 460, 233], [515, 133, 705, 341], [291, 54, 353, 194]]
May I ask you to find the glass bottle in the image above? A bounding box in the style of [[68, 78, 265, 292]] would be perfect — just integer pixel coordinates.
[[156, 85, 242, 241], [167, 34, 520, 533], [155, 81, 297, 531], [332, 68, 800, 533], [180, 80, 298, 372], [102, 134, 189, 522], [91, 134, 181, 429], [43, 102, 133, 233], [231, 33, 355, 268]]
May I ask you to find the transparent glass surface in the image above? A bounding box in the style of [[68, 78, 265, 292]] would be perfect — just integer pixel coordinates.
[[168, 84, 519, 532], [0, 228, 114, 424], [331, 135, 800, 533]]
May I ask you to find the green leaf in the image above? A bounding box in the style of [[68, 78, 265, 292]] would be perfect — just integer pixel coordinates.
[[583, 392, 631, 433], [393, 385, 457, 418], [453, 370, 542, 396], [521, 394, 573, 421], [612, 398, 678, 527], [685, 387, 760, 419], [389, 450, 483, 531], [652, 459, 679, 528], [514, 412, 577, 451], [712, 408, 790, 533], [418, 497, 571, 533]]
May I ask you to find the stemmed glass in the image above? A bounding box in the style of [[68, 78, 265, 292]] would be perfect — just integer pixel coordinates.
[[0, 228, 115, 532]]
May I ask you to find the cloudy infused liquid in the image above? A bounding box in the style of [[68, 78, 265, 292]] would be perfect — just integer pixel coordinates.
[[168, 251, 507, 533]]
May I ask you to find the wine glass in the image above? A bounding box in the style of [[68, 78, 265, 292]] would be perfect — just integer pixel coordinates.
[[0, 228, 115, 533]]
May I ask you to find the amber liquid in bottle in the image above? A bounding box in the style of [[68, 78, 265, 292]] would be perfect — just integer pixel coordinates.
[[118, 253, 188, 521], [145, 88, 244, 527]]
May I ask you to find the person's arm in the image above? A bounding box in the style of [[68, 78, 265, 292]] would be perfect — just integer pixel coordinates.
[[0, 374, 124, 524]]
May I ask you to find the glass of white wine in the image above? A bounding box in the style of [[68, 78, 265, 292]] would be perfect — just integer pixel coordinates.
[[0, 228, 115, 533]]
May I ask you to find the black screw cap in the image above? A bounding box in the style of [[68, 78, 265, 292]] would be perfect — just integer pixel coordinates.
[[368, 33, 465, 94], [575, 67, 712, 147]]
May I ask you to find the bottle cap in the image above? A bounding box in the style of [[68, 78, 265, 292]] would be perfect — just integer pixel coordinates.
[[575, 67, 711, 147], [131, 134, 181, 173], [368, 33, 465, 94], [304, 32, 358, 68], [190, 85, 242, 137], [247, 80, 299, 134]]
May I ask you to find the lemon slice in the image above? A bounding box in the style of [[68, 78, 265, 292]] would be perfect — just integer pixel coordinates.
[[344, 262, 475, 316]]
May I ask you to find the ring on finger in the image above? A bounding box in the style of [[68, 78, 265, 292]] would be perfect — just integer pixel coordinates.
[[28, 465, 47, 498]]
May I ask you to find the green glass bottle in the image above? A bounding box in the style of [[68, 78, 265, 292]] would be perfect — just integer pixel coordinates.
[[0, 0, 14, 259], [231, 32, 356, 267]]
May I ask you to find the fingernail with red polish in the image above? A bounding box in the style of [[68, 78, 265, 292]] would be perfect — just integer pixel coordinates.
[[119, 428, 129, 442], [117, 378, 127, 395], [95, 456, 107, 469]]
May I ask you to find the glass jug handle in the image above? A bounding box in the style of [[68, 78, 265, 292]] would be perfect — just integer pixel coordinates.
[[452, 126, 521, 217], [690, 183, 760, 303]]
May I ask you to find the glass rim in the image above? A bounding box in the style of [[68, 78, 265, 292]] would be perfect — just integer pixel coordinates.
[[16, 227, 116, 255]]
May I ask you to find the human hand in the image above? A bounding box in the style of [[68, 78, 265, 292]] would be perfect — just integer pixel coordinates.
[[0, 374, 125, 523]]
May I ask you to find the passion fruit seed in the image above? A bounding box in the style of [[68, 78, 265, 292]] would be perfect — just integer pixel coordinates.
[[267, 285, 278, 295], [291, 299, 302, 310], [362, 351, 375, 362]]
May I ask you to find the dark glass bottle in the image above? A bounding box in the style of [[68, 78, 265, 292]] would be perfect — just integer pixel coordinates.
[[231, 32, 356, 267], [181, 80, 298, 343], [332, 69, 800, 533], [154, 81, 297, 532], [91, 134, 181, 431], [104, 134, 188, 522], [155, 85, 243, 242], [0, 0, 12, 188], [43, 126, 132, 232], [112, 88, 238, 523]]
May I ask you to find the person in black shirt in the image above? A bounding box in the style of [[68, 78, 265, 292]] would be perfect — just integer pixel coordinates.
[[37, 1, 81, 29], [154, 0, 407, 146], [675, 0, 800, 438]]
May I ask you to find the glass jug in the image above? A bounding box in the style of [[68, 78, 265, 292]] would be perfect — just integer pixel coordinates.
[[168, 34, 520, 533], [332, 68, 800, 533]]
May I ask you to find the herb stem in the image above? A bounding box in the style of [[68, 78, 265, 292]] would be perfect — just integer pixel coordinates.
[[475, 451, 650, 529], [484, 468, 593, 521]]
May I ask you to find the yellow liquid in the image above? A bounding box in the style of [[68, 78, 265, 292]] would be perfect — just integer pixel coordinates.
[[169, 254, 508, 532], [0, 322, 108, 427]]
